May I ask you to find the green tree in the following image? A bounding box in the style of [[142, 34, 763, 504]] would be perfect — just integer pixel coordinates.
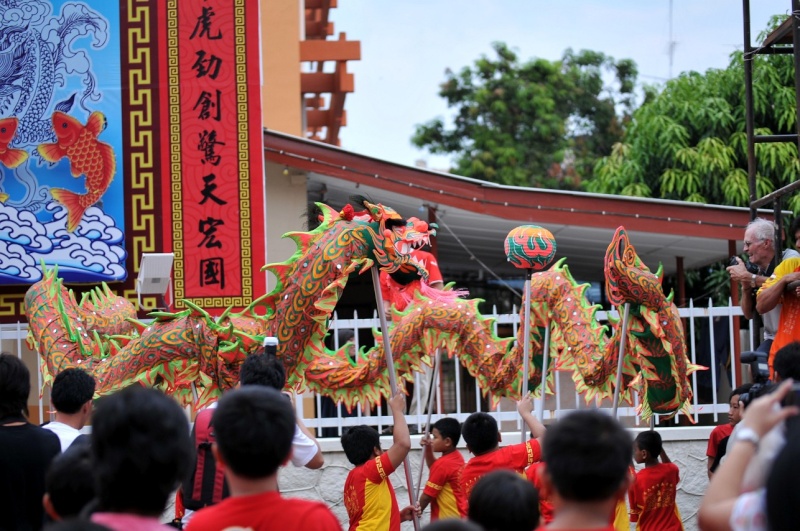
[[412, 43, 638, 189], [588, 16, 800, 212]]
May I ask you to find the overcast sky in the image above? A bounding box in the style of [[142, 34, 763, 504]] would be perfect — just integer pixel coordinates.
[[330, 1, 789, 169]]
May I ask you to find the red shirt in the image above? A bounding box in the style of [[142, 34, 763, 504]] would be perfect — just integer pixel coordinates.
[[706, 424, 733, 458], [184, 490, 340, 531], [526, 462, 555, 524], [460, 439, 541, 514], [423, 450, 466, 520], [380, 249, 443, 311], [628, 463, 683, 531], [344, 452, 399, 531]]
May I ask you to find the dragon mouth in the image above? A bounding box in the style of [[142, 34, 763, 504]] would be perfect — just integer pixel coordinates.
[[394, 234, 431, 257]]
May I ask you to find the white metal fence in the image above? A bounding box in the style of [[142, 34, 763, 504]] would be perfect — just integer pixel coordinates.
[[1, 300, 753, 435]]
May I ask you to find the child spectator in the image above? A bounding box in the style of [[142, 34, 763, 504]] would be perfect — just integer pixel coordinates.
[[628, 431, 683, 531], [537, 410, 632, 530], [706, 384, 752, 478], [42, 368, 95, 451], [184, 386, 340, 530], [0, 352, 61, 531], [459, 393, 545, 511], [43, 439, 95, 521], [341, 393, 417, 531], [419, 417, 465, 520], [468, 469, 539, 531], [89, 386, 192, 531]]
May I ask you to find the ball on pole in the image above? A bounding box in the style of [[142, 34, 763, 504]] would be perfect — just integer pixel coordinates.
[[504, 225, 557, 270]]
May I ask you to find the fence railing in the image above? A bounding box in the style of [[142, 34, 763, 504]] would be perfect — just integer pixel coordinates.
[[2, 299, 752, 435]]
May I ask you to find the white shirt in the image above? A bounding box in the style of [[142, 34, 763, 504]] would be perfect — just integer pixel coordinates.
[[42, 421, 83, 452]]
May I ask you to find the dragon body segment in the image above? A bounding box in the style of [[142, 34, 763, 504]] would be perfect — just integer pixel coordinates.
[[24, 199, 702, 422]]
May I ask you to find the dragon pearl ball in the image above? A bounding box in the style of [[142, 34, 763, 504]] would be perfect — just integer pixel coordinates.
[[504, 225, 557, 270]]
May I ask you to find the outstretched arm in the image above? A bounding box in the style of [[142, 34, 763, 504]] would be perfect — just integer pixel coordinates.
[[517, 393, 546, 440], [386, 393, 411, 470]]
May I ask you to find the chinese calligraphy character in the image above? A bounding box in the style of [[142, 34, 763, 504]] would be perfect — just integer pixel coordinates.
[[199, 173, 227, 205], [193, 90, 222, 121], [198, 217, 224, 248], [190, 6, 222, 40], [192, 50, 223, 79], [200, 258, 225, 289], [198, 130, 225, 165]]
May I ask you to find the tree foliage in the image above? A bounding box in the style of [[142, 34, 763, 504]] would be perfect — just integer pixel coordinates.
[[412, 43, 638, 189], [587, 16, 800, 212]]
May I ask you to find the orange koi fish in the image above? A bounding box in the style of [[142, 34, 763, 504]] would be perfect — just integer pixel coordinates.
[[38, 111, 115, 232], [0, 117, 28, 201]]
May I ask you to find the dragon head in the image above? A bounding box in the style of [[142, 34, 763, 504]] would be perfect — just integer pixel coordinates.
[[352, 196, 437, 280], [604, 226, 665, 309]]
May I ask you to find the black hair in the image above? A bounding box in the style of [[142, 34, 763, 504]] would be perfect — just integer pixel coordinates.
[[51, 368, 96, 414], [543, 410, 631, 502], [421, 520, 484, 531], [44, 520, 112, 531], [239, 353, 286, 389], [45, 439, 94, 518], [0, 353, 30, 419], [461, 412, 498, 455], [341, 425, 380, 466], [634, 430, 663, 458], [432, 417, 461, 447], [213, 386, 295, 479], [730, 383, 754, 401], [774, 342, 800, 381], [91, 386, 191, 515], [790, 216, 800, 242], [467, 470, 539, 531], [766, 419, 800, 530]]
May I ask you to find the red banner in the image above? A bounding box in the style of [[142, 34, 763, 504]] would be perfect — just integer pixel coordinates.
[[159, 0, 266, 311]]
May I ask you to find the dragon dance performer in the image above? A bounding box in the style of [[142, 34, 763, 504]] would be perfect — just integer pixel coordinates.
[[380, 247, 445, 416]]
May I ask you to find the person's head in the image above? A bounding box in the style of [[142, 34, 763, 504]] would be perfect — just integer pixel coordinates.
[[461, 412, 499, 456], [542, 410, 631, 503], [91, 386, 191, 516], [51, 368, 95, 419], [0, 352, 30, 419], [633, 430, 662, 465], [729, 383, 753, 423], [743, 218, 777, 269], [467, 470, 539, 531], [773, 342, 800, 382], [212, 386, 295, 479], [421, 520, 483, 531], [44, 439, 94, 520], [43, 520, 112, 531], [239, 353, 285, 389], [791, 216, 800, 250], [431, 417, 460, 452], [765, 419, 800, 531], [341, 425, 381, 466]]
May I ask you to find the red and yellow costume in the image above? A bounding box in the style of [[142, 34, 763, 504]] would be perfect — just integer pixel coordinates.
[[422, 450, 465, 520], [344, 452, 400, 531]]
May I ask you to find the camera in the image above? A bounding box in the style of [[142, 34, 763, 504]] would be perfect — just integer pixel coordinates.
[[263, 336, 279, 358], [739, 381, 776, 409], [741, 351, 771, 385], [729, 256, 760, 275]]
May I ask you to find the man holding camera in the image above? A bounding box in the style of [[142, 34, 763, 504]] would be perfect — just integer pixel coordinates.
[[727, 218, 800, 356]]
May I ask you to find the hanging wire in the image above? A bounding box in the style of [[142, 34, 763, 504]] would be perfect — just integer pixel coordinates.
[[436, 216, 524, 299]]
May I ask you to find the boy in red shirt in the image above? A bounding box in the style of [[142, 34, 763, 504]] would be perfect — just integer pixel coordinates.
[[706, 384, 751, 478], [185, 387, 340, 531], [341, 393, 417, 531], [536, 410, 632, 531], [419, 417, 465, 520], [459, 393, 545, 512], [628, 430, 684, 531]]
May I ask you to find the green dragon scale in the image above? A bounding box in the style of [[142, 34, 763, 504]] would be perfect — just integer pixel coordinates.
[[25, 199, 702, 421]]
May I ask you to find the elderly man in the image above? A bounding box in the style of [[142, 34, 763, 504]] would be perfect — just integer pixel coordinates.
[[755, 217, 800, 376], [727, 218, 799, 356]]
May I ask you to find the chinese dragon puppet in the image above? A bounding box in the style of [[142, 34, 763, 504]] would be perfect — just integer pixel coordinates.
[[24, 197, 702, 421]]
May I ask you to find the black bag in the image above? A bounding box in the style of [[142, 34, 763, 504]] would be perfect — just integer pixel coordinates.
[[182, 408, 229, 510]]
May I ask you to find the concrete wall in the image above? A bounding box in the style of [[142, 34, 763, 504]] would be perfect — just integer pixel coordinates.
[[277, 428, 715, 531]]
